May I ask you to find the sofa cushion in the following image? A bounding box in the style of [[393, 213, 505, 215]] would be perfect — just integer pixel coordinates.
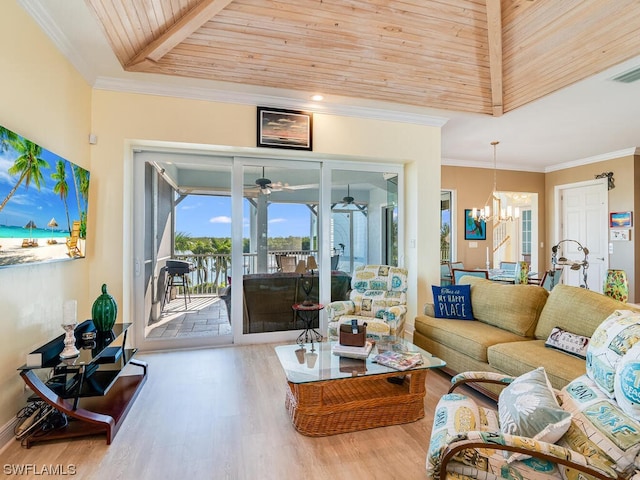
[[415, 315, 527, 363], [586, 309, 640, 398], [431, 284, 474, 320], [498, 367, 572, 462], [534, 284, 633, 341], [351, 265, 408, 292], [350, 290, 406, 319], [559, 375, 640, 478], [488, 340, 586, 390], [460, 277, 548, 337]]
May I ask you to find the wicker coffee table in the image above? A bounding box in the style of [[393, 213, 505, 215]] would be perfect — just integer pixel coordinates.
[[274, 339, 445, 436]]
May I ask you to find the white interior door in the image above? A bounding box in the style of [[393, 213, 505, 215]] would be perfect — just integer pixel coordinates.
[[557, 180, 608, 292]]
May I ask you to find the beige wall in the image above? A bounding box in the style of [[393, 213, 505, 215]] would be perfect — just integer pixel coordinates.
[[90, 92, 441, 337], [0, 4, 442, 433], [0, 2, 92, 428], [545, 155, 638, 301], [442, 166, 546, 273]]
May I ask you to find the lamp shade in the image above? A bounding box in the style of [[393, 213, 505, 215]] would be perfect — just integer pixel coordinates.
[[295, 260, 307, 274], [306, 256, 318, 271]]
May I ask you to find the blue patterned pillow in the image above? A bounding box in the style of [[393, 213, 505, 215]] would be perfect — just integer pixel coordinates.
[[432, 285, 474, 320]]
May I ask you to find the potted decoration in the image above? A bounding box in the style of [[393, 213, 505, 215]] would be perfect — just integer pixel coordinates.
[[92, 284, 118, 333]]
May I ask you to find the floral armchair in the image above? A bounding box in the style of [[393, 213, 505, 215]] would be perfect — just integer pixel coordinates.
[[326, 264, 408, 341], [426, 309, 640, 480]]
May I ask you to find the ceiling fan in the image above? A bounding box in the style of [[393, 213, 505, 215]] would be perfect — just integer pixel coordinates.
[[339, 184, 355, 206], [245, 167, 316, 196]]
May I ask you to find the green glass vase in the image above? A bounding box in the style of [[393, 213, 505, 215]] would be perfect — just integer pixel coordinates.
[[603, 269, 628, 303], [92, 284, 118, 332]]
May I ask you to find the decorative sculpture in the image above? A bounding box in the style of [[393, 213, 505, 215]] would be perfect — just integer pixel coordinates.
[[551, 239, 589, 289]]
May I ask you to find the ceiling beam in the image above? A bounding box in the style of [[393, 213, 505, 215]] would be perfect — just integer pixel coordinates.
[[486, 0, 504, 116], [126, 0, 235, 71]]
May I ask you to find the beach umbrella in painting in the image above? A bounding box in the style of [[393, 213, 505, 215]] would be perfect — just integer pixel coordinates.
[[24, 220, 37, 241], [47, 217, 58, 243]]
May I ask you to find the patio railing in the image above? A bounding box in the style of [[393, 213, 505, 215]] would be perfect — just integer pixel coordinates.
[[172, 250, 318, 295]]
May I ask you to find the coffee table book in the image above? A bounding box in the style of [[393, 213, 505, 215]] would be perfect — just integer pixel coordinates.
[[331, 341, 373, 359]]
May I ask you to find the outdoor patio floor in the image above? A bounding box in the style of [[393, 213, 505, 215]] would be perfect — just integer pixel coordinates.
[[146, 294, 231, 339]]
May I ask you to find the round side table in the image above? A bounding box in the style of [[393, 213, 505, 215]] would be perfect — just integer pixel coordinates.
[[292, 303, 324, 344]]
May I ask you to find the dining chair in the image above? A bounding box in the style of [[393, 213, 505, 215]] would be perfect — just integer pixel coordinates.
[[440, 261, 452, 286], [452, 268, 488, 285], [498, 261, 517, 273]]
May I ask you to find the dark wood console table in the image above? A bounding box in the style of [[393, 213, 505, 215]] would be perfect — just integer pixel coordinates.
[[18, 320, 147, 447]]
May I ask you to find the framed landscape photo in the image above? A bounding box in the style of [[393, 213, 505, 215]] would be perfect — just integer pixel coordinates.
[[464, 209, 486, 240], [257, 107, 313, 150], [0, 124, 90, 268], [609, 211, 632, 228]]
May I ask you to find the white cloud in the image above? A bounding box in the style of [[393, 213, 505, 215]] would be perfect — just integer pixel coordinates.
[[210, 215, 231, 224], [269, 218, 286, 224]]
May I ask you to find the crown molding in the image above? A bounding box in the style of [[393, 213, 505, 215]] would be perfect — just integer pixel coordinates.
[[441, 158, 545, 173], [544, 147, 640, 173], [93, 77, 449, 127], [18, 0, 96, 83], [443, 147, 640, 173]]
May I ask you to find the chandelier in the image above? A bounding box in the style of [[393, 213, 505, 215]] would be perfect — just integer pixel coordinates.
[[472, 141, 520, 222]]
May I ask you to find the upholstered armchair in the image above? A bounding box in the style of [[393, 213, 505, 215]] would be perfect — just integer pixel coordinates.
[[326, 265, 408, 341], [426, 309, 640, 480]]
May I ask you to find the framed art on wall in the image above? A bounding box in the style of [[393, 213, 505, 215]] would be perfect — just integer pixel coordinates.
[[257, 107, 313, 150], [464, 209, 486, 240], [609, 211, 632, 228], [0, 125, 90, 268]]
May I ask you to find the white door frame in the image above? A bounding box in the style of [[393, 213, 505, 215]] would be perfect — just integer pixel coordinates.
[[553, 178, 609, 290]]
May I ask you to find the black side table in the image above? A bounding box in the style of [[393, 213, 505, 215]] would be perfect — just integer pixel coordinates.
[[292, 303, 324, 344]]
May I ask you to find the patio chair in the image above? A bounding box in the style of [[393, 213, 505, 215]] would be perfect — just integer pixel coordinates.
[[279, 256, 297, 272], [326, 264, 408, 341]]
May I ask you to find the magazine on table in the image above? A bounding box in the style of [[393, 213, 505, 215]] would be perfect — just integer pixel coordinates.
[[373, 350, 423, 371], [332, 341, 374, 359]]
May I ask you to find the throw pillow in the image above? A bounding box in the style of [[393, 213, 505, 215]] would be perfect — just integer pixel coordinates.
[[498, 367, 572, 462], [586, 310, 640, 398], [614, 342, 640, 420], [560, 374, 640, 477], [545, 326, 590, 359], [431, 284, 474, 320]]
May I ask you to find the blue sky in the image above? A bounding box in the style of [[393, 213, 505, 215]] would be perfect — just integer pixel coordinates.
[[0, 132, 87, 234], [175, 195, 313, 238]]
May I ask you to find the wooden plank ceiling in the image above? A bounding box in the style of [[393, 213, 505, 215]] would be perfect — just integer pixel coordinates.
[[87, 0, 640, 116]]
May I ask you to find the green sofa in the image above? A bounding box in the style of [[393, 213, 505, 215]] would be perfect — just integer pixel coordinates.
[[414, 276, 638, 397]]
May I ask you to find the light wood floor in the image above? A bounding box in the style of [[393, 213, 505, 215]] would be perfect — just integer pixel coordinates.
[[0, 344, 495, 480]]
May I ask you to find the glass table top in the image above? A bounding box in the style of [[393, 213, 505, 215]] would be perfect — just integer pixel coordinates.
[[275, 338, 445, 384]]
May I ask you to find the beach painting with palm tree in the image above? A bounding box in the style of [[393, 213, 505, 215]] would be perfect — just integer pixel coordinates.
[[0, 125, 90, 267]]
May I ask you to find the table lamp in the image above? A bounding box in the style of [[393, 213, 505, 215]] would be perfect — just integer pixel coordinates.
[[60, 300, 80, 359]]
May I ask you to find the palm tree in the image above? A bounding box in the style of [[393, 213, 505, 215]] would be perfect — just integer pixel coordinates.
[[51, 160, 71, 233], [0, 136, 49, 213], [75, 167, 90, 238], [174, 232, 193, 252], [0, 126, 18, 152], [211, 238, 232, 287]]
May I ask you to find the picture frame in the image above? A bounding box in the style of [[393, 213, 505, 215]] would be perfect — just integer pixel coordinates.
[[0, 124, 90, 268], [257, 107, 313, 150], [609, 211, 633, 228], [464, 209, 486, 240], [610, 229, 631, 241]]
